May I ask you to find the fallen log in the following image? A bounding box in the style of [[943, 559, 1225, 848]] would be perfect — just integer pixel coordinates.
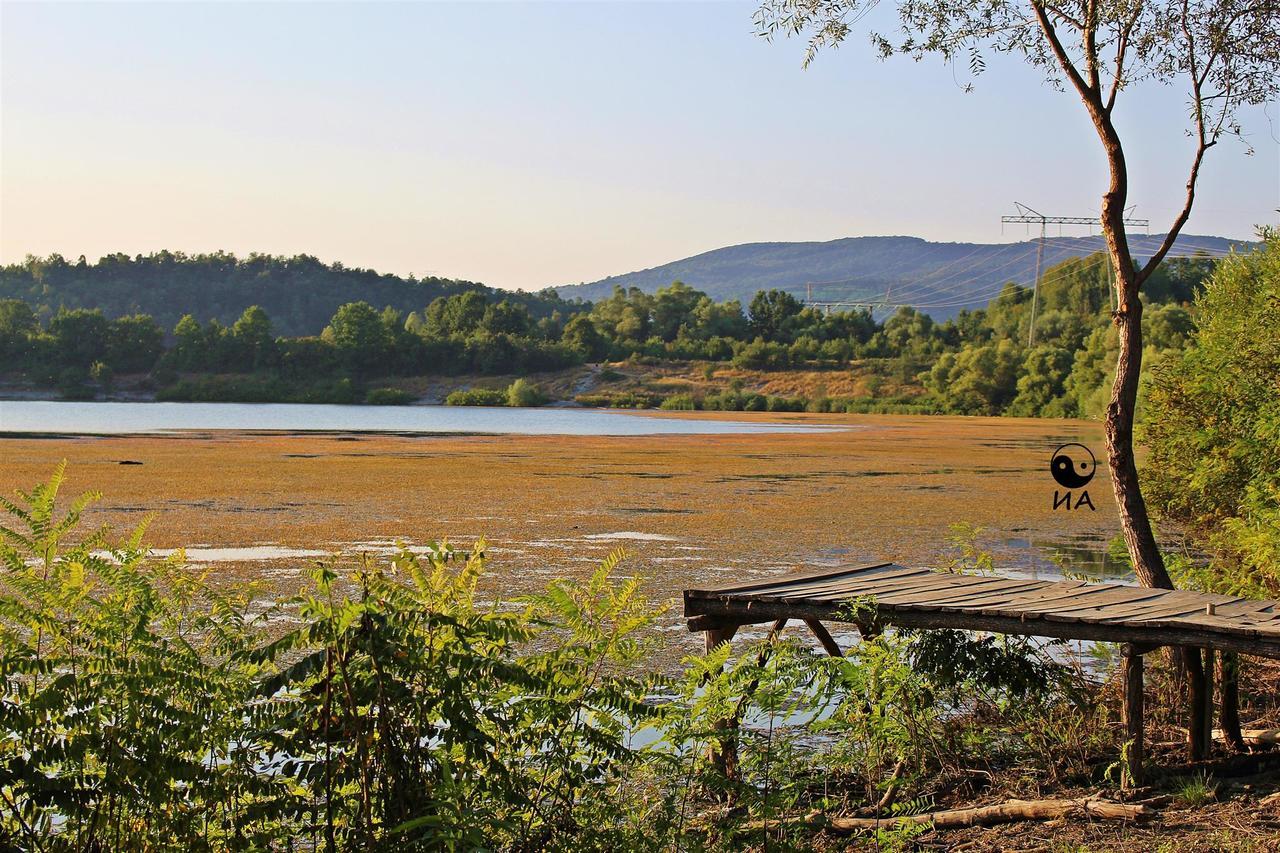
[[742, 797, 1154, 835], [1213, 728, 1280, 748]]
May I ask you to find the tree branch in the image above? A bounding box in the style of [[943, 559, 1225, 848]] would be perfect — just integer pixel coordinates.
[[1137, 0, 1218, 284], [1105, 7, 1142, 112], [1030, 1, 1100, 104]]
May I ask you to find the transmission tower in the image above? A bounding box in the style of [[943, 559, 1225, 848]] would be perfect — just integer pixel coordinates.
[[1001, 202, 1148, 345]]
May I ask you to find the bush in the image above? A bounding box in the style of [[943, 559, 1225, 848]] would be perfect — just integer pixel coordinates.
[[445, 387, 508, 406], [0, 467, 664, 849], [506, 377, 548, 407], [57, 366, 94, 400], [659, 393, 698, 411], [574, 391, 661, 409], [766, 395, 806, 412], [731, 338, 791, 370], [1144, 232, 1280, 596], [156, 375, 358, 404], [365, 386, 415, 405]]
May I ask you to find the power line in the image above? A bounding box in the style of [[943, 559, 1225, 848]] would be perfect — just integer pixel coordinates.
[[1000, 203, 1148, 345]]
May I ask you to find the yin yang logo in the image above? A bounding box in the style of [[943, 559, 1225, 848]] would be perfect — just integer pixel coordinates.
[[1050, 443, 1096, 489]]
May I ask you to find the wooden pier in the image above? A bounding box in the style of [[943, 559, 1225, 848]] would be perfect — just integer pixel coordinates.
[[685, 562, 1280, 785]]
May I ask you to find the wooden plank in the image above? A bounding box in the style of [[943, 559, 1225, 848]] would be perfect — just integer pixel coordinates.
[[1037, 590, 1170, 620], [764, 571, 967, 602], [784, 572, 977, 604], [702, 566, 926, 601], [869, 577, 1041, 609], [685, 562, 903, 596], [916, 583, 1050, 609], [973, 581, 1094, 616], [982, 585, 1123, 618]]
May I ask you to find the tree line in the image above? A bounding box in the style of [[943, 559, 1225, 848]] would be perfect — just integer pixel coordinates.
[[0, 251, 573, 337], [0, 250, 1216, 414]]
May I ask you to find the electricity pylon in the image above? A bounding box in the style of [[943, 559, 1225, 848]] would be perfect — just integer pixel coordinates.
[[1001, 202, 1149, 346]]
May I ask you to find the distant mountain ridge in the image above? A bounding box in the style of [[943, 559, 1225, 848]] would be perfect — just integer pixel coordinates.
[[556, 233, 1252, 317]]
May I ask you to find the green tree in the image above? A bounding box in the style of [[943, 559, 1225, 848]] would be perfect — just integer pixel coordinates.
[[0, 298, 38, 360], [1007, 345, 1074, 417], [754, 0, 1280, 590], [651, 281, 703, 341], [481, 299, 532, 336], [747, 289, 803, 342], [105, 314, 164, 373], [48, 308, 110, 368], [1144, 234, 1280, 595], [424, 291, 487, 338], [231, 305, 276, 370], [562, 314, 609, 360], [326, 301, 389, 372], [925, 339, 1021, 414]]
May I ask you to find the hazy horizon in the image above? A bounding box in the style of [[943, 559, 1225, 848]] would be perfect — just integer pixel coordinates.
[[3, 1, 1277, 291]]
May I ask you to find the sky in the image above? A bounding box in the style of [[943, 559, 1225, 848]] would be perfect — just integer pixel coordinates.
[[2, 1, 1278, 292]]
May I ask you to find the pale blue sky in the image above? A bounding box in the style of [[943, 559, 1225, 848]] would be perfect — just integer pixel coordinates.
[[2, 0, 1277, 290]]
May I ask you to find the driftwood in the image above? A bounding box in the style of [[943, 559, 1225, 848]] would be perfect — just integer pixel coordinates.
[[742, 797, 1154, 835]]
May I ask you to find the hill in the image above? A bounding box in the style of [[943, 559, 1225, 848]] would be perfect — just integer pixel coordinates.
[[557, 233, 1250, 317], [1, 251, 578, 337]]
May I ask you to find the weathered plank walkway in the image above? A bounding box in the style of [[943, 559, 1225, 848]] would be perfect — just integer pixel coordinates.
[[685, 562, 1280, 786]]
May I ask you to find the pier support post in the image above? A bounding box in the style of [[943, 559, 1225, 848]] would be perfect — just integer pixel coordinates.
[[1121, 644, 1145, 789], [1187, 647, 1213, 761], [1220, 652, 1245, 752], [703, 623, 739, 788]]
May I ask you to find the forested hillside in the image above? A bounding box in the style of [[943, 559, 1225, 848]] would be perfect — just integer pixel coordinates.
[[0, 252, 576, 337], [558, 233, 1246, 314]]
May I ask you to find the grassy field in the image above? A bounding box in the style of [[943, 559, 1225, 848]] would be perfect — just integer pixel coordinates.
[[0, 412, 1116, 642]]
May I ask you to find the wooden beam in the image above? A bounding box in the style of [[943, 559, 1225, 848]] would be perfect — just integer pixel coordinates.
[[803, 619, 843, 657], [704, 622, 738, 653], [1121, 645, 1145, 789], [684, 596, 1280, 659]]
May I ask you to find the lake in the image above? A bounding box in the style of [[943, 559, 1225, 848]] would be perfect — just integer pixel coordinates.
[[0, 400, 839, 436]]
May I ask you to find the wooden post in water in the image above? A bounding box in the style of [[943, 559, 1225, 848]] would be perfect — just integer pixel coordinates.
[[1220, 652, 1245, 752], [1187, 647, 1211, 761], [704, 623, 739, 787], [1200, 648, 1216, 758], [1121, 644, 1145, 789]]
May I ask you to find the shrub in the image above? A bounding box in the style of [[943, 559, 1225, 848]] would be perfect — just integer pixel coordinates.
[[506, 378, 548, 407], [659, 393, 698, 411], [156, 375, 358, 404], [731, 338, 791, 370], [0, 467, 665, 849], [57, 366, 93, 400], [365, 386, 415, 405], [766, 395, 806, 412], [574, 391, 660, 409], [445, 387, 507, 406]]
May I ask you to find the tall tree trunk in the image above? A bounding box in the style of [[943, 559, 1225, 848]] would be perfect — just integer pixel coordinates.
[[1096, 123, 1175, 592]]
